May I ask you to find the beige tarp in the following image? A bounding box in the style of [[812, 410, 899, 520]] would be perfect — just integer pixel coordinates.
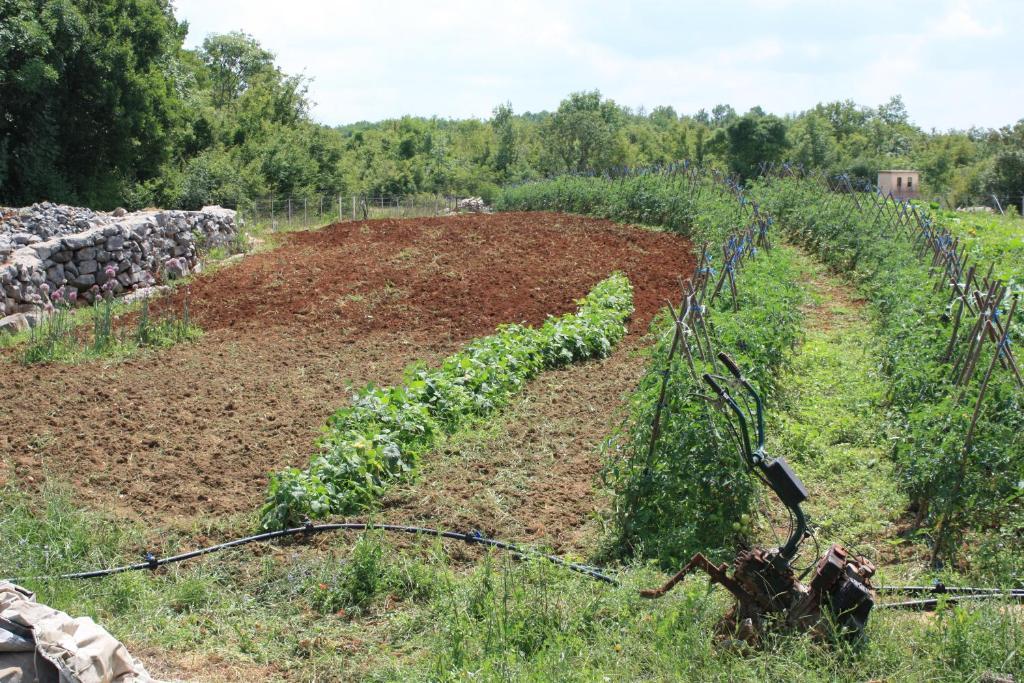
[[0, 581, 155, 683]]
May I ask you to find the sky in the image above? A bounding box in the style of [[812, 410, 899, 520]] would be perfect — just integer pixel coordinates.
[[173, 0, 1024, 131]]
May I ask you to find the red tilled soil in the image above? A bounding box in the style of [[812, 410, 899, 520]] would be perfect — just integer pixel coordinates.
[[158, 212, 686, 335], [1, 212, 693, 529]]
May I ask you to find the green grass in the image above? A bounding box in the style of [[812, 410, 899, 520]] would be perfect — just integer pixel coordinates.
[[2, 484, 1022, 682], [18, 296, 202, 364], [765, 250, 908, 576]]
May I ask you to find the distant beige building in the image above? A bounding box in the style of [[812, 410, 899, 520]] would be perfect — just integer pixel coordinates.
[[878, 170, 920, 200]]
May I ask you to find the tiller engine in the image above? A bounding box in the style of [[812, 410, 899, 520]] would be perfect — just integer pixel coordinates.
[[641, 352, 875, 643]]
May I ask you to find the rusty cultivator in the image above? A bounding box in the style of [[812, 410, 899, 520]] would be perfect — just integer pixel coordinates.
[[641, 352, 876, 644]]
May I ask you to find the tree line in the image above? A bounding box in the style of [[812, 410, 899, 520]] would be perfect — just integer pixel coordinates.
[[1, 0, 1021, 211]]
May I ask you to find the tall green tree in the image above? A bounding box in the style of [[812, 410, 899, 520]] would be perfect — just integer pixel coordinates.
[[490, 102, 516, 178], [725, 110, 789, 177], [199, 31, 275, 107], [0, 0, 186, 207], [547, 90, 626, 173]]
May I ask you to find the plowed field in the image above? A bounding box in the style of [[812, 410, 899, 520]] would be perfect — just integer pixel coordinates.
[[1, 212, 693, 531]]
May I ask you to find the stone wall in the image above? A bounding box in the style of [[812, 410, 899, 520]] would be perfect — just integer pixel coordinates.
[[0, 204, 236, 320]]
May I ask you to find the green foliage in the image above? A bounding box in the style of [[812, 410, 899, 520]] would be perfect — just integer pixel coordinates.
[[7, 485, 1022, 682], [496, 172, 747, 245], [21, 291, 201, 364], [3, 2, 1017, 211], [724, 110, 789, 178], [199, 31, 275, 107], [0, 0, 186, 206], [753, 177, 1024, 561], [546, 90, 628, 174], [3, 0, 1020, 211], [260, 274, 634, 529], [603, 248, 806, 568]]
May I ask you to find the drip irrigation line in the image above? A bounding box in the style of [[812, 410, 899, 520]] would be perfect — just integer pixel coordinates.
[[878, 592, 1024, 610], [4, 522, 619, 586], [877, 584, 1024, 596]]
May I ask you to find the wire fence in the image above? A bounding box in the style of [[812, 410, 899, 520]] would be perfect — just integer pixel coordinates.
[[231, 194, 481, 231]]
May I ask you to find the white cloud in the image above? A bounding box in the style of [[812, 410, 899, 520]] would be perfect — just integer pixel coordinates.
[[172, 0, 1024, 130], [932, 1, 1004, 38]]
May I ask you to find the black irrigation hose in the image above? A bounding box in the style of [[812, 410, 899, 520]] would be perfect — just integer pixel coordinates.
[[877, 584, 1024, 596], [876, 583, 1024, 610], [4, 522, 620, 586], [878, 593, 1024, 610], [12, 519, 1022, 610]]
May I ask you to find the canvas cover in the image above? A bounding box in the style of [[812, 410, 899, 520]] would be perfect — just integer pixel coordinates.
[[0, 581, 155, 683]]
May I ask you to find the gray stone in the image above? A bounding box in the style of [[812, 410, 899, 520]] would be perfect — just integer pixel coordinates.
[[32, 244, 54, 261], [121, 285, 170, 304], [0, 313, 29, 334], [78, 260, 98, 274], [11, 232, 40, 245], [46, 264, 65, 283], [163, 257, 189, 279], [77, 247, 96, 261], [106, 235, 124, 250], [71, 273, 96, 288], [63, 234, 92, 250]]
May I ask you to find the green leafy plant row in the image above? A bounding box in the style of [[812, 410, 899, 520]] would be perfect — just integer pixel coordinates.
[[602, 246, 806, 569], [753, 176, 1024, 561], [260, 273, 634, 529], [496, 173, 749, 244]]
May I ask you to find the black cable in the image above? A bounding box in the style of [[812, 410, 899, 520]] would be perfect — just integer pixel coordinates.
[[878, 592, 1024, 610], [877, 584, 1024, 597], [3, 523, 620, 586]]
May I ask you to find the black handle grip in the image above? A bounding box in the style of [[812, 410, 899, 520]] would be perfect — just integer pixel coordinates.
[[702, 373, 726, 397], [718, 352, 742, 379]]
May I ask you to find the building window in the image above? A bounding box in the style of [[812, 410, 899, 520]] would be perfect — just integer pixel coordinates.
[[897, 176, 902, 189], [907, 177, 913, 189]]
